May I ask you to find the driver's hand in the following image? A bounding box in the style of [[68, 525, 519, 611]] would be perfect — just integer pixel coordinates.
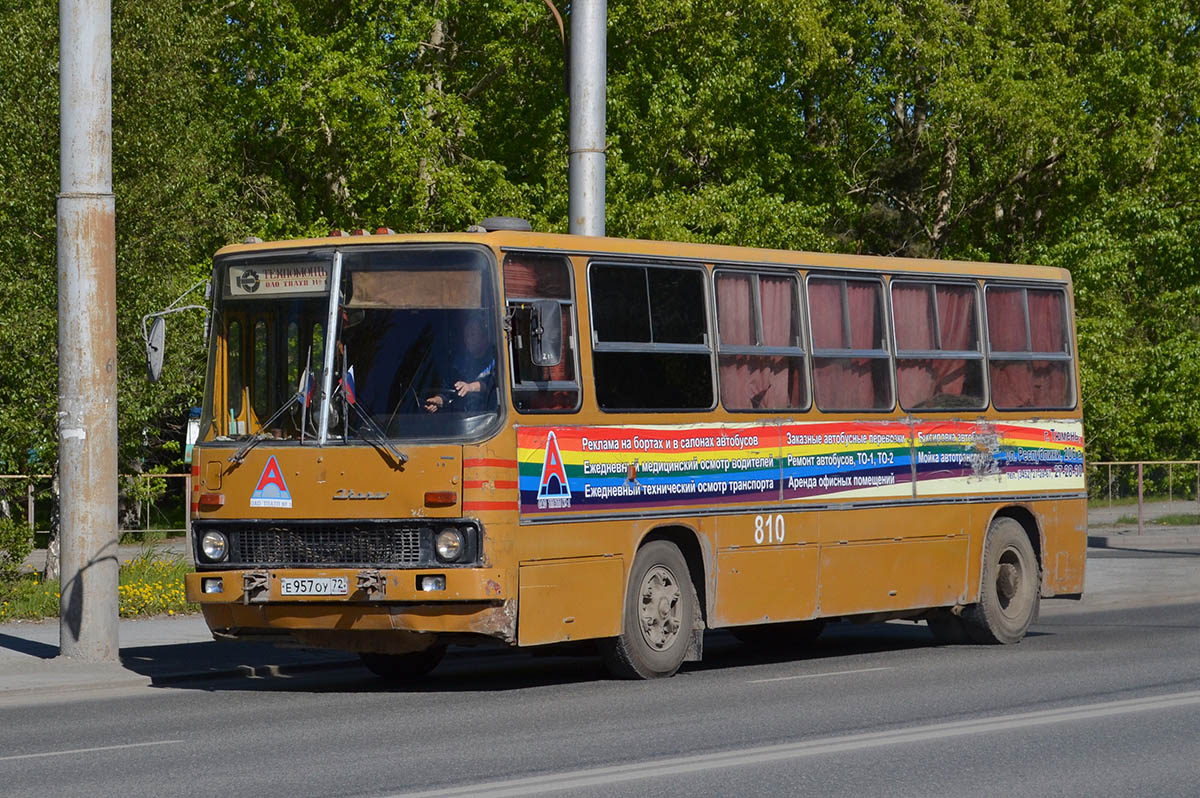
[[423, 395, 444, 413], [454, 380, 479, 397]]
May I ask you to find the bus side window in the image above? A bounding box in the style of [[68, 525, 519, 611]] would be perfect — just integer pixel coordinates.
[[590, 263, 714, 410], [892, 281, 986, 411], [808, 276, 893, 411], [715, 270, 808, 411], [986, 286, 1074, 409], [503, 253, 581, 412], [227, 319, 243, 429]]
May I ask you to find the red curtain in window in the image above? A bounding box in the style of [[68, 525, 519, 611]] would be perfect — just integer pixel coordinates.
[[847, 281, 881, 349], [930, 285, 976, 398], [986, 288, 1027, 351], [808, 279, 842, 349], [811, 279, 880, 409], [894, 284, 936, 407], [1028, 291, 1068, 404], [1028, 290, 1065, 352], [893, 284, 934, 349], [717, 274, 756, 408], [758, 277, 797, 407], [717, 275, 754, 345]]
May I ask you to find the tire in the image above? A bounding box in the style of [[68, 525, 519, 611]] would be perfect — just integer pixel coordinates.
[[359, 645, 446, 680], [961, 517, 1040, 644], [600, 541, 697, 679], [731, 620, 825, 648]]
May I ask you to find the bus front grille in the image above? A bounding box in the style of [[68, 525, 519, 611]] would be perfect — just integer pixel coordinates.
[[233, 526, 423, 566]]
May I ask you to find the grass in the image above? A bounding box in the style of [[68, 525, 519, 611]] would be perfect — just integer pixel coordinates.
[[1102, 512, 1200, 527], [1148, 513, 1200, 526], [0, 548, 196, 622]]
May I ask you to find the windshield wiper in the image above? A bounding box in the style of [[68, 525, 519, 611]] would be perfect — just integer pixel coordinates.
[[338, 366, 409, 465], [228, 365, 312, 464]]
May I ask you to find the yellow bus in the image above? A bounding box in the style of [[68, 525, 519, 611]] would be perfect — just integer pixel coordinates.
[[184, 220, 1086, 679]]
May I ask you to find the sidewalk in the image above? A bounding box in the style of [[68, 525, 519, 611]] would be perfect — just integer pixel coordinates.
[[21, 536, 191, 574]]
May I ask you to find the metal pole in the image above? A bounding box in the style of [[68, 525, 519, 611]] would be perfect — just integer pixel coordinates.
[[184, 474, 193, 551], [57, 0, 119, 662], [568, 0, 606, 236], [27, 482, 35, 533], [1136, 463, 1144, 536]]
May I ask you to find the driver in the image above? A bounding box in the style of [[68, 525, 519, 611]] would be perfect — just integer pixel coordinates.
[[423, 318, 495, 413]]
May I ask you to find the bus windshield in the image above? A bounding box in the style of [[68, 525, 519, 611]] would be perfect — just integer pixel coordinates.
[[206, 245, 501, 443]]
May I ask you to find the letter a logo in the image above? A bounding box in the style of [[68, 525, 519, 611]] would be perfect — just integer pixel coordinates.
[[250, 455, 293, 508], [536, 430, 571, 510]]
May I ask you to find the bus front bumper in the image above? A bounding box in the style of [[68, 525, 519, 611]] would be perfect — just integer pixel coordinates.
[[186, 567, 515, 643]]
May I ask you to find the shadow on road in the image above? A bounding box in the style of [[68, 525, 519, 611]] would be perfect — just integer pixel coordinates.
[[146, 621, 1031, 695]]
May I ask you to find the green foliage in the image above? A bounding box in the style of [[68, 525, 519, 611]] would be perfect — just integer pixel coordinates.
[[1, 0, 1199, 473], [0, 548, 194, 620], [0, 516, 33, 585]]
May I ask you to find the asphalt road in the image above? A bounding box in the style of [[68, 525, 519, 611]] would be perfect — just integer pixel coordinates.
[[3, 554, 1199, 798]]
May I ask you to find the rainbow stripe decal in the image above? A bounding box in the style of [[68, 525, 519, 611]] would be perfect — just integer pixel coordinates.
[[516, 420, 1084, 517]]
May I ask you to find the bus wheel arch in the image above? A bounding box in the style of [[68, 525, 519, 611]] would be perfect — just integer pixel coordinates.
[[600, 529, 706, 679], [988, 505, 1045, 594], [962, 513, 1041, 644]]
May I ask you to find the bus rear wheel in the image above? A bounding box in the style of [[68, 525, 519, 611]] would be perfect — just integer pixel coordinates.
[[359, 645, 446, 681], [600, 541, 697, 679], [962, 518, 1040, 644]]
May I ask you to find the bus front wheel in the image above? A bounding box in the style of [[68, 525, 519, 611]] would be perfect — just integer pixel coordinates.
[[600, 541, 697, 679], [962, 518, 1040, 644], [359, 645, 446, 681]]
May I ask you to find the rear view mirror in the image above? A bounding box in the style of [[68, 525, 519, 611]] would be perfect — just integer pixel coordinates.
[[146, 317, 166, 383], [141, 279, 210, 383], [530, 300, 562, 368]]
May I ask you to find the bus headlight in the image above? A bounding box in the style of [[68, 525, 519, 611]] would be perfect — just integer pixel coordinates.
[[435, 528, 464, 562], [200, 531, 228, 562]]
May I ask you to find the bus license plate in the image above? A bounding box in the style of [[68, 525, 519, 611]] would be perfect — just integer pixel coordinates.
[[279, 577, 348, 596]]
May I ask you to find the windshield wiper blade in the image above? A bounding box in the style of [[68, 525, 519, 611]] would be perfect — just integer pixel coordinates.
[[339, 367, 408, 465], [228, 386, 304, 464]]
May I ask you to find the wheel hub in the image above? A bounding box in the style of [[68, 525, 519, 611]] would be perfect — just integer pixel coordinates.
[[639, 565, 682, 650]]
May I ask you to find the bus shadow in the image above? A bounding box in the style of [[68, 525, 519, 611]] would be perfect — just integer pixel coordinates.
[[144, 621, 1039, 694]]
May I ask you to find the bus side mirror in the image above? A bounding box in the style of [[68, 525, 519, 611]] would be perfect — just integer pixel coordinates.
[[146, 316, 166, 383], [530, 300, 562, 368]]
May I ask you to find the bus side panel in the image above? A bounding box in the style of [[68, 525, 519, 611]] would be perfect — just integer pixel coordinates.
[[517, 557, 625, 646], [1038, 497, 1087, 595], [818, 538, 969, 616], [712, 547, 819, 627]]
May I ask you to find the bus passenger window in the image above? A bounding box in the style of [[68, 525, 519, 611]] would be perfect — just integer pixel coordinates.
[[986, 286, 1073, 409], [715, 271, 808, 411], [252, 320, 270, 422], [504, 253, 581, 413], [227, 320, 242, 425], [808, 276, 892, 411], [892, 281, 985, 411], [287, 322, 300, 392], [590, 263, 713, 411]]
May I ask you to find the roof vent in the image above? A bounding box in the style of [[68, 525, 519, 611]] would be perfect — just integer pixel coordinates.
[[472, 216, 532, 232]]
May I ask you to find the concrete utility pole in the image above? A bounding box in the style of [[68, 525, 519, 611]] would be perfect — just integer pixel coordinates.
[[57, 0, 119, 662], [568, 0, 606, 236]]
